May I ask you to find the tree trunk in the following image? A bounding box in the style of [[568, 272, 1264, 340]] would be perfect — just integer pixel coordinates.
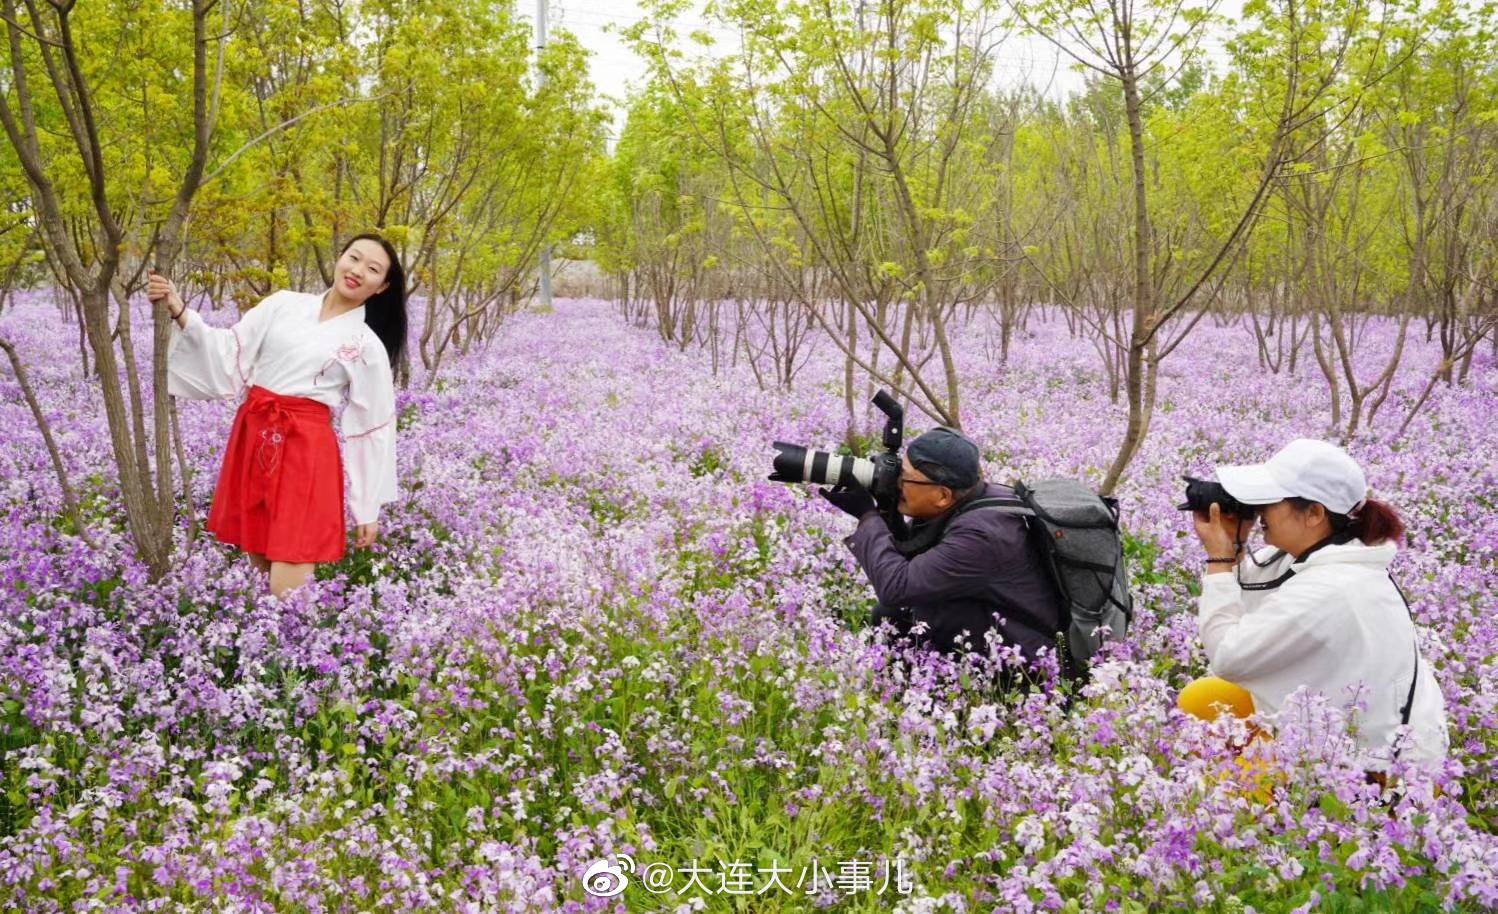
[[1311, 314, 1342, 432], [1100, 66, 1156, 496], [0, 338, 93, 545]]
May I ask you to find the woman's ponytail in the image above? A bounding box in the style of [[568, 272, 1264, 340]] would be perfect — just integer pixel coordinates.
[[1346, 498, 1405, 545]]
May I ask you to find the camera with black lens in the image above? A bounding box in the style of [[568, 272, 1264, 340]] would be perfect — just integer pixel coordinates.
[[1178, 476, 1257, 519], [770, 390, 905, 514]]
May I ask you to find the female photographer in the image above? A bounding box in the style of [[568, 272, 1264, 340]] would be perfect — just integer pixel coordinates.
[[1179, 438, 1448, 773], [150, 234, 404, 597]]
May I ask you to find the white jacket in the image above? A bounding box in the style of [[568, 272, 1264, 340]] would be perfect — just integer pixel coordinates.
[[1198, 540, 1449, 770]]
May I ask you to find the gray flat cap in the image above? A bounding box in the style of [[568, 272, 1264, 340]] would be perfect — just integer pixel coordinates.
[[907, 427, 981, 489]]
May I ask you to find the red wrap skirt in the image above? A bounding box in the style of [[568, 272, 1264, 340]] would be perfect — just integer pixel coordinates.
[[207, 386, 346, 563]]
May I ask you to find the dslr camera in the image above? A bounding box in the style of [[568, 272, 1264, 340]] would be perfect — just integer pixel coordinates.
[[769, 390, 905, 515], [1178, 477, 1257, 518]]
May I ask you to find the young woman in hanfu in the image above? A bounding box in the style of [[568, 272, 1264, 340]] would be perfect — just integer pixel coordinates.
[[149, 234, 404, 597]]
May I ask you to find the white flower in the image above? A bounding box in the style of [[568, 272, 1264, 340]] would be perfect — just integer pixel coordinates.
[[967, 704, 1000, 744], [1015, 815, 1046, 855]]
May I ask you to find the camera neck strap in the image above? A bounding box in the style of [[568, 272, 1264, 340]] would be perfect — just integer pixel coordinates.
[[1233, 531, 1357, 591], [1235, 545, 1297, 591], [1237, 565, 1296, 591]]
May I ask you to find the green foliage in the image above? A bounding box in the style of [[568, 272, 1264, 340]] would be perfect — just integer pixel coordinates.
[[1, 0, 607, 314], [595, 0, 1498, 463], [689, 445, 729, 478], [0, 699, 39, 835]]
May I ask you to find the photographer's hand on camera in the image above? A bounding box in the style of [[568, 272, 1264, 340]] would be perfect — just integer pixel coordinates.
[[1194, 502, 1251, 572], [818, 480, 878, 520]]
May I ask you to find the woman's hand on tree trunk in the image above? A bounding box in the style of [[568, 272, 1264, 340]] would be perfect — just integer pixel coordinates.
[[147, 271, 185, 321]]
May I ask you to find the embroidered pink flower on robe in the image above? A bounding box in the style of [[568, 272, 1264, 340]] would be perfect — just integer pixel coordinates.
[[316, 341, 368, 385]]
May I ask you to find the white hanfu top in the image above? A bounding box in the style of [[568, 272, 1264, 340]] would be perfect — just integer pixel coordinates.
[[167, 290, 398, 525]]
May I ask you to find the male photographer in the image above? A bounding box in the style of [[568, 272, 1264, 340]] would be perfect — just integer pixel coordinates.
[[819, 427, 1063, 661]]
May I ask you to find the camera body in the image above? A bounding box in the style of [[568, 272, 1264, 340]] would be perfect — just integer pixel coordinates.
[[770, 390, 905, 513], [1179, 476, 1258, 519]]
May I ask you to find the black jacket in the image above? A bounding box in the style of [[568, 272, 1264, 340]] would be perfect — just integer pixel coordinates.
[[846, 483, 1063, 658]]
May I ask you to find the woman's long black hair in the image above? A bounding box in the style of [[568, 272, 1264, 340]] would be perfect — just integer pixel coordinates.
[[342, 232, 407, 366]]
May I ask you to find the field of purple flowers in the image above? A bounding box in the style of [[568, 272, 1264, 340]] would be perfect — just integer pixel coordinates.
[[1, 291, 1495, 913]]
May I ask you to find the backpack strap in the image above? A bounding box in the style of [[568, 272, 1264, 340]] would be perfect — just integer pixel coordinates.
[[960, 496, 1121, 571], [958, 495, 1032, 517], [1389, 573, 1419, 729], [1400, 642, 1419, 728]]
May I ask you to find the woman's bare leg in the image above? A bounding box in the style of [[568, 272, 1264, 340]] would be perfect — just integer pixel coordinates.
[[269, 562, 316, 598], [247, 553, 271, 575]]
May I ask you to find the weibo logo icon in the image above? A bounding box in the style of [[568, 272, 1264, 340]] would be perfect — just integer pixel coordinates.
[[581, 854, 635, 897]]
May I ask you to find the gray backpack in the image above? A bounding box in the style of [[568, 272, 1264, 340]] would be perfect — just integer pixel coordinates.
[[961, 479, 1134, 678]]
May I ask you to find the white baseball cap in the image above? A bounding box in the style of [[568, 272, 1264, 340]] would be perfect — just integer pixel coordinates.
[[1216, 439, 1368, 515]]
